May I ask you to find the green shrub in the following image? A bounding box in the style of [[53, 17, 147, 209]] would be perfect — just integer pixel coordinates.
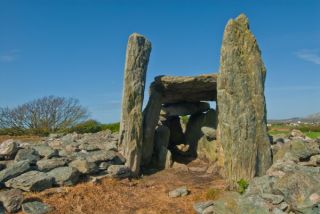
[[237, 179, 249, 194], [69, 120, 102, 134], [100, 122, 120, 133]]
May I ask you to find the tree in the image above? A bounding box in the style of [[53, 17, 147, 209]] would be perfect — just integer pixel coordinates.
[[0, 96, 88, 134]]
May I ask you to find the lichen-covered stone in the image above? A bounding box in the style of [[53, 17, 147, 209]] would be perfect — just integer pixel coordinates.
[[47, 166, 80, 186], [119, 33, 152, 176], [0, 161, 31, 183], [217, 13, 272, 188], [142, 88, 163, 167], [5, 171, 53, 192]]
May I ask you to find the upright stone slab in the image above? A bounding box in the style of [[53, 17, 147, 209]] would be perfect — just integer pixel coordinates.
[[141, 85, 163, 166], [217, 14, 272, 188], [119, 33, 152, 176]]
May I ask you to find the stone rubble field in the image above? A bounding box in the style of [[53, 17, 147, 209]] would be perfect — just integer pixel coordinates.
[[0, 130, 130, 213], [194, 129, 320, 214]]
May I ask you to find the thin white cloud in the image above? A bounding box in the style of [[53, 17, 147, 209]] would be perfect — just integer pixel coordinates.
[[0, 49, 20, 63], [295, 49, 320, 65]]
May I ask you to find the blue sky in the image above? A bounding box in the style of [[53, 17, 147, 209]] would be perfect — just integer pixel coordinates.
[[0, 0, 319, 123]]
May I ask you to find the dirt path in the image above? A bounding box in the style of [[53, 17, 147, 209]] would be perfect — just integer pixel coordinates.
[[24, 160, 225, 214]]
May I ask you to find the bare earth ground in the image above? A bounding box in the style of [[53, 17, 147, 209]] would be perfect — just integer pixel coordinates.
[[24, 161, 225, 214], [0, 135, 225, 214]]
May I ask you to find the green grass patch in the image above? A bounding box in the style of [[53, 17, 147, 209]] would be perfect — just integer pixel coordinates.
[[304, 132, 320, 139], [237, 179, 249, 195]]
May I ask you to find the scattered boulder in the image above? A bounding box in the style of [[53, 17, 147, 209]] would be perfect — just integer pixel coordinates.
[[14, 148, 40, 164], [0, 140, 18, 159], [69, 159, 98, 174], [289, 129, 305, 139], [0, 189, 23, 213], [107, 165, 131, 178], [0, 161, 31, 183], [193, 200, 214, 214], [5, 171, 53, 192], [47, 167, 80, 186], [33, 145, 58, 159], [168, 186, 189, 198], [22, 201, 53, 214]]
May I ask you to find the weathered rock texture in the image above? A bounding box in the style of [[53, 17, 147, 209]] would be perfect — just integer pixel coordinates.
[[142, 74, 216, 167], [119, 33, 152, 175], [152, 74, 217, 104], [217, 14, 271, 188]]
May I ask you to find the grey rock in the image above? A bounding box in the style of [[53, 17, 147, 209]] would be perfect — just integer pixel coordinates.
[[161, 102, 210, 117], [0, 140, 18, 159], [185, 109, 216, 157], [278, 202, 289, 211], [0, 160, 31, 183], [37, 158, 68, 172], [141, 86, 163, 167], [14, 148, 40, 164], [78, 143, 100, 151], [152, 74, 217, 104], [69, 159, 98, 174], [33, 145, 58, 158], [168, 186, 189, 198], [245, 175, 277, 196], [261, 193, 284, 205], [273, 171, 320, 211], [47, 166, 80, 186], [272, 208, 285, 214], [22, 201, 53, 214], [5, 171, 53, 192], [119, 33, 152, 176], [84, 150, 118, 163], [193, 200, 214, 214], [0, 189, 23, 213], [201, 127, 216, 140], [153, 125, 171, 169], [217, 13, 272, 188], [107, 165, 131, 178]]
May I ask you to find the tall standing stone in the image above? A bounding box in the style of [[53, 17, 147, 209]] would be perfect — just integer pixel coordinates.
[[119, 33, 152, 176], [217, 14, 271, 188]]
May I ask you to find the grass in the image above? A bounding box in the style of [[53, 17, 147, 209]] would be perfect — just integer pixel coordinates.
[[305, 132, 320, 139]]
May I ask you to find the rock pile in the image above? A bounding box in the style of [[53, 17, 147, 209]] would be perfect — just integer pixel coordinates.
[[194, 130, 320, 213], [0, 130, 127, 213]]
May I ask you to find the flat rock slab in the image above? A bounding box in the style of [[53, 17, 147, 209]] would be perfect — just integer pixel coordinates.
[[5, 171, 53, 192], [47, 167, 80, 186], [168, 186, 189, 198], [0, 160, 31, 183], [22, 201, 53, 214], [37, 158, 68, 172], [0, 189, 23, 213], [152, 74, 217, 103]]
